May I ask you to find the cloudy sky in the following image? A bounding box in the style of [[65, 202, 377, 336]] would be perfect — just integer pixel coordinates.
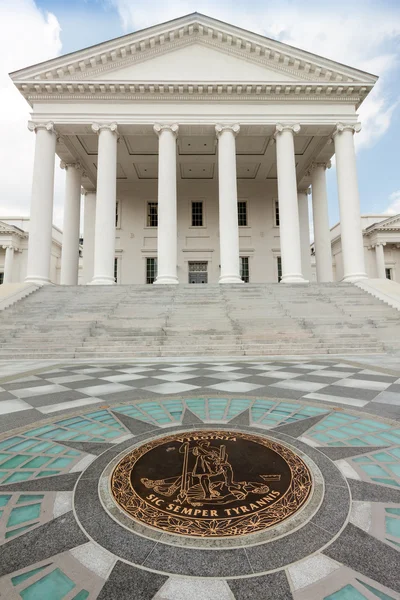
[[1, 0, 399, 230]]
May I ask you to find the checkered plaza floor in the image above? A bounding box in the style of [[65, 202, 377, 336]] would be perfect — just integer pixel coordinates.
[[0, 357, 399, 599]]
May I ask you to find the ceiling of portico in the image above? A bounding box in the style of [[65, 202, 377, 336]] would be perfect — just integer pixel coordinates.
[[56, 124, 335, 191]]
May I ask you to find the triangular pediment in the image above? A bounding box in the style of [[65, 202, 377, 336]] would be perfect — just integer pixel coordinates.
[[372, 214, 400, 230], [11, 13, 377, 87], [93, 42, 296, 82]]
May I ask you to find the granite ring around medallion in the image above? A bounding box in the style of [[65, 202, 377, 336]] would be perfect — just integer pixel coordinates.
[[73, 424, 351, 577]]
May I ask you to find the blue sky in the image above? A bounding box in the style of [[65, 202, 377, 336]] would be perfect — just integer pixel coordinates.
[[1, 0, 400, 227]]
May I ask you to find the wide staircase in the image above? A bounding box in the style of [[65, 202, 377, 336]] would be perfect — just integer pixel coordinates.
[[0, 283, 399, 358]]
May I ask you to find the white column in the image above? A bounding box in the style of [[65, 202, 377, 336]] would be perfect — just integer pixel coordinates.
[[3, 246, 14, 283], [60, 163, 82, 285], [375, 243, 386, 279], [90, 123, 118, 285], [25, 122, 57, 284], [311, 162, 333, 282], [298, 190, 312, 281], [82, 190, 96, 284], [153, 123, 179, 284], [215, 124, 242, 284], [333, 123, 367, 282], [275, 124, 306, 283]]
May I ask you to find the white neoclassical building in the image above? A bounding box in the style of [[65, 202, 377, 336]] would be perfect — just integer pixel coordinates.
[[10, 13, 378, 286]]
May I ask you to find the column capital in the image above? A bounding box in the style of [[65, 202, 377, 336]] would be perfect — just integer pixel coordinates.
[[1, 244, 14, 250], [60, 161, 82, 171], [215, 124, 240, 138], [374, 241, 386, 248], [274, 123, 301, 138], [28, 121, 57, 135], [153, 123, 179, 137], [306, 160, 331, 176], [91, 122, 119, 136], [332, 122, 361, 137], [81, 187, 96, 196]]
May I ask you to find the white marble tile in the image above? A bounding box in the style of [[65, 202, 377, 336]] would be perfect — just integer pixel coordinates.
[[257, 370, 301, 379], [303, 392, 369, 407], [144, 382, 200, 394], [373, 391, 400, 406], [204, 366, 241, 372], [205, 372, 249, 381], [70, 541, 116, 579], [270, 380, 327, 392], [350, 501, 372, 532], [247, 365, 285, 371], [335, 459, 361, 480], [290, 364, 328, 370], [288, 554, 340, 590], [160, 366, 197, 373], [153, 373, 199, 382], [111, 433, 134, 444], [207, 382, 263, 393], [46, 375, 93, 384], [102, 373, 146, 382], [118, 367, 154, 374], [298, 435, 321, 447], [154, 578, 235, 600], [75, 383, 132, 396], [37, 397, 102, 414], [333, 378, 391, 391], [0, 399, 32, 414], [70, 454, 96, 473], [53, 491, 73, 518], [308, 370, 354, 378], [13, 384, 68, 398]]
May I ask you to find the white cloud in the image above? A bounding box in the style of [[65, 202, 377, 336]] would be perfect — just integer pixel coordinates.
[[0, 0, 64, 227], [110, 0, 400, 150], [386, 190, 400, 215]]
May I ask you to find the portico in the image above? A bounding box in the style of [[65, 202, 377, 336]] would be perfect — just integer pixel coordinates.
[[10, 13, 377, 286]]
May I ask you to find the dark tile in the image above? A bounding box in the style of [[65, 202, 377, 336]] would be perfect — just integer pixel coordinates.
[[239, 375, 282, 386], [27, 389, 91, 407], [350, 373, 398, 383], [36, 370, 77, 379], [125, 377, 164, 388], [57, 440, 113, 455], [182, 408, 204, 425], [349, 479, 400, 503], [2, 380, 56, 391], [62, 378, 104, 390], [362, 402, 400, 421], [228, 408, 251, 426], [295, 374, 339, 385], [271, 413, 329, 438], [311, 483, 350, 535], [98, 561, 167, 600], [143, 543, 252, 577], [228, 569, 293, 600], [320, 446, 388, 461], [385, 383, 400, 394], [246, 522, 331, 572], [324, 523, 400, 593], [101, 389, 156, 403], [174, 376, 218, 387], [111, 410, 160, 435], [318, 385, 378, 401], [0, 511, 87, 577], [0, 472, 80, 492], [0, 390, 19, 401], [0, 409, 45, 434], [261, 386, 304, 400]]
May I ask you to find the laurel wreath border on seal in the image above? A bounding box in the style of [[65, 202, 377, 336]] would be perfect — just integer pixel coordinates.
[[110, 430, 313, 538]]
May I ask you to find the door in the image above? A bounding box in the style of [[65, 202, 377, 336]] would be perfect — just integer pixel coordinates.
[[188, 262, 208, 284]]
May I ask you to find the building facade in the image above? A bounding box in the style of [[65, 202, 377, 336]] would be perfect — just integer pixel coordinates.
[[10, 13, 378, 286]]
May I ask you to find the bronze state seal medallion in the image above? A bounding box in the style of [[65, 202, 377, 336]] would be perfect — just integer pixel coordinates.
[[111, 430, 312, 537]]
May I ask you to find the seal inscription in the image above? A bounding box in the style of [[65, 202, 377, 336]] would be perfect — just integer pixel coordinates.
[[111, 430, 312, 537]]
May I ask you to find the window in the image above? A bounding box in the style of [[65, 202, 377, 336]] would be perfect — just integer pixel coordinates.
[[240, 257, 249, 283], [238, 201, 247, 226], [146, 258, 158, 284], [115, 200, 120, 228], [385, 268, 392, 280], [114, 257, 119, 283], [191, 201, 203, 227], [277, 256, 282, 282], [0, 273, 3, 285], [275, 200, 280, 227], [147, 202, 158, 227]]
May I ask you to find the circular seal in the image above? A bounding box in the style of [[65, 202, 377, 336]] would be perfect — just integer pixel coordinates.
[[111, 430, 313, 538]]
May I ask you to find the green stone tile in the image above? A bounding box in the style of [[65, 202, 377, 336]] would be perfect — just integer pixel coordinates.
[[0, 455, 30, 469], [69, 435, 92, 442], [353, 457, 373, 463], [11, 565, 49, 587], [357, 578, 396, 600], [385, 507, 400, 516], [388, 464, 400, 477], [5, 523, 38, 539], [7, 503, 41, 527], [361, 464, 389, 477], [55, 417, 83, 427], [363, 436, 388, 445], [72, 591, 90, 600], [28, 442, 53, 453], [371, 477, 400, 487], [20, 567, 76, 600], [0, 437, 24, 450], [361, 420, 391, 430], [65, 450, 80, 456], [0, 494, 11, 507], [385, 516, 400, 538], [389, 447, 400, 458], [347, 438, 368, 446], [312, 433, 332, 443], [17, 495, 44, 504], [388, 538, 400, 548], [45, 445, 67, 455], [23, 457, 51, 469], [329, 430, 349, 440], [6, 440, 38, 452], [48, 457, 73, 469], [26, 425, 56, 437], [380, 433, 400, 444], [371, 452, 394, 462], [324, 584, 367, 600], [3, 471, 35, 484], [0, 453, 10, 462], [35, 470, 61, 478]]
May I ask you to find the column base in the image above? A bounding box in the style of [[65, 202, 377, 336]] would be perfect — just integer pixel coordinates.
[[154, 275, 179, 285], [342, 273, 368, 283], [24, 276, 52, 285], [219, 275, 244, 284], [89, 277, 115, 285], [280, 274, 308, 284]]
